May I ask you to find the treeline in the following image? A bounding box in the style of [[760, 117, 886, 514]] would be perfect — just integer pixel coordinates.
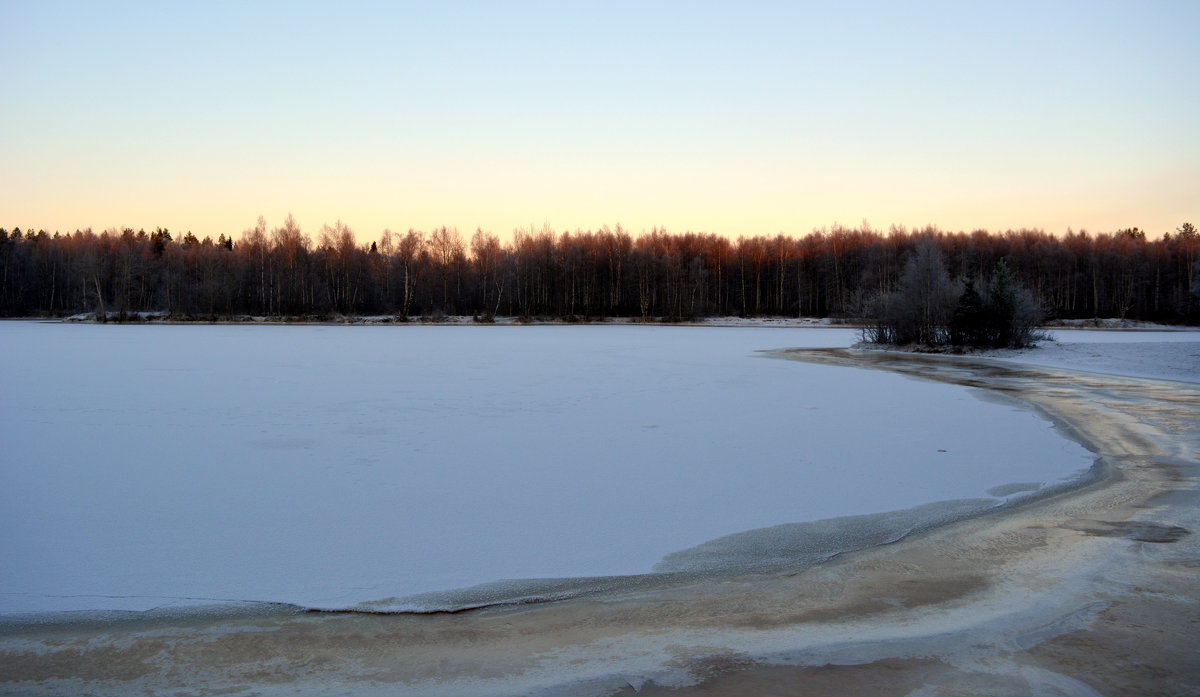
[[1, 218, 1197, 322]]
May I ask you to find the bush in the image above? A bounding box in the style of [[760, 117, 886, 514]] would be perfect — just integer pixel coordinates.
[[865, 250, 1043, 349], [862, 240, 958, 346]]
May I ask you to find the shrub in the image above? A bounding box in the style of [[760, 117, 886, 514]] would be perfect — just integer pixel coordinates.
[[865, 250, 1043, 349]]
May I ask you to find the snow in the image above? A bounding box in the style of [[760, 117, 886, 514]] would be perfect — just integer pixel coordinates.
[[0, 322, 1112, 615], [992, 329, 1200, 383]]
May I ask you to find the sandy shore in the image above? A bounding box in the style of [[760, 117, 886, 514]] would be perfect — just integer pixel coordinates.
[[2, 349, 1197, 696]]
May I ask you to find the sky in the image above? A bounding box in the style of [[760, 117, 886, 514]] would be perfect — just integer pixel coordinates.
[[2, 1, 1197, 243]]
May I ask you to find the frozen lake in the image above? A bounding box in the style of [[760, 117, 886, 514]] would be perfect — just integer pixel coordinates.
[[0, 323, 1102, 615]]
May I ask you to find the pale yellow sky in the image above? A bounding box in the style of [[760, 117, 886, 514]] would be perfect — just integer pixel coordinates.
[[2, 2, 1196, 242]]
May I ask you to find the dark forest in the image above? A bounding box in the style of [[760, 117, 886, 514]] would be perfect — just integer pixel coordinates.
[[1, 219, 1197, 323]]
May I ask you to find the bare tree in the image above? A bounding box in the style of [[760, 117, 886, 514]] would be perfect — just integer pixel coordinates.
[[471, 229, 506, 319], [395, 229, 423, 319], [863, 239, 959, 345], [318, 220, 361, 315], [429, 226, 464, 314]]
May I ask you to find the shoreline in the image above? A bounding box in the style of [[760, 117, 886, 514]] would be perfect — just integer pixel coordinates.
[[8, 313, 1197, 332], [2, 351, 1197, 695], [0, 452, 1111, 625]]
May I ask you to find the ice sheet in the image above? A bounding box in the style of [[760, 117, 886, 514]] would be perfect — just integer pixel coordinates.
[[993, 329, 1200, 383], [1, 323, 1097, 613]]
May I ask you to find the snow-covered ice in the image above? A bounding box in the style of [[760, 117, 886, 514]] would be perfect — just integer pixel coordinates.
[[0, 322, 1136, 615], [991, 329, 1200, 383]]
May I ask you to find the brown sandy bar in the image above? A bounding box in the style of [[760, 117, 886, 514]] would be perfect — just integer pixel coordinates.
[[2, 349, 1197, 696]]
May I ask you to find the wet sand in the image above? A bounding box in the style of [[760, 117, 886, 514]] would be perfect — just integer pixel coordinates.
[[2, 349, 1197, 696]]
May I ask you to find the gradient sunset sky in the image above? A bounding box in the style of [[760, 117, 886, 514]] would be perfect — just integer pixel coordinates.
[[2, 1, 1197, 242]]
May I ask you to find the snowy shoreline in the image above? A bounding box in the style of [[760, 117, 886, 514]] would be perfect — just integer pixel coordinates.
[[25, 311, 1200, 332], [50, 312, 861, 329]]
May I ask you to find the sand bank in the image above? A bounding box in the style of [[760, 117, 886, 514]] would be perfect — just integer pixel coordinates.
[[2, 349, 1196, 696]]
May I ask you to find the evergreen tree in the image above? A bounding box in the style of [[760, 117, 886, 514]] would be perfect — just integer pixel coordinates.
[[985, 260, 1017, 348], [950, 272, 986, 347]]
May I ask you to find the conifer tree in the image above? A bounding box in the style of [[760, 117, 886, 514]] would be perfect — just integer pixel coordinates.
[[985, 260, 1017, 348], [950, 272, 985, 346]]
